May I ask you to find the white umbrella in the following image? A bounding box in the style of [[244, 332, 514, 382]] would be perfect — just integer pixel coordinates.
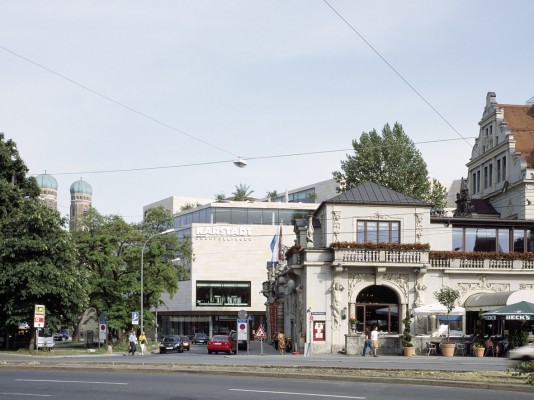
[[413, 302, 465, 316]]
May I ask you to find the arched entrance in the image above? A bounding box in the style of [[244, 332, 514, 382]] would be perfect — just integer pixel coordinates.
[[354, 285, 400, 333]]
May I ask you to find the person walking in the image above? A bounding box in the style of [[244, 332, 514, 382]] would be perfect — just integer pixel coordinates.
[[362, 325, 374, 356], [138, 331, 147, 355], [370, 325, 379, 357], [128, 331, 138, 356], [277, 330, 285, 355]]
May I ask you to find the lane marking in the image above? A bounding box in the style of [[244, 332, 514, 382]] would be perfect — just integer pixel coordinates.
[[16, 379, 127, 385], [0, 393, 51, 397], [229, 389, 365, 399]]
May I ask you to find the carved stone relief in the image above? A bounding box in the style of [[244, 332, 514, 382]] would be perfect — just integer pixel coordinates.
[[458, 275, 509, 299], [520, 283, 534, 290], [348, 273, 374, 303], [383, 273, 409, 302], [332, 210, 341, 242], [414, 213, 423, 243]]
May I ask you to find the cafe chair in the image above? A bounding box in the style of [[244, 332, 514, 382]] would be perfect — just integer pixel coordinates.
[[455, 342, 466, 356], [427, 342, 437, 356]]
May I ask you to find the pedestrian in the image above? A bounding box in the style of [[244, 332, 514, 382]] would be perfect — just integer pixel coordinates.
[[370, 325, 379, 357], [362, 325, 374, 356], [128, 330, 137, 356], [277, 330, 285, 355], [138, 331, 147, 355]]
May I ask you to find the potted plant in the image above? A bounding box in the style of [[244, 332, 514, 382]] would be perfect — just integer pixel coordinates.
[[349, 318, 358, 334], [472, 310, 485, 357], [433, 286, 460, 357], [472, 342, 485, 357], [402, 309, 415, 357]]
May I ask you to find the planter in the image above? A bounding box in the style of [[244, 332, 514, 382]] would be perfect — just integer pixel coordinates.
[[350, 323, 357, 334], [440, 342, 455, 357], [473, 347, 485, 357], [403, 346, 415, 357]]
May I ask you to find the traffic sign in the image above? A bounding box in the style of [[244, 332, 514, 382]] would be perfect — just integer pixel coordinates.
[[254, 325, 266, 339], [34, 304, 45, 328], [237, 318, 248, 340], [132, 312, 139, 325]]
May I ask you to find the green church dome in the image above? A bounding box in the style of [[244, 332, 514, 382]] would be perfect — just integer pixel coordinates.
[[70, 179, 93, 195], [35, 173, 58, 190]]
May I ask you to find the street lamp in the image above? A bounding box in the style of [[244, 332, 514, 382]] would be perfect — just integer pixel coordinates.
[[141, 228, 175, 332]]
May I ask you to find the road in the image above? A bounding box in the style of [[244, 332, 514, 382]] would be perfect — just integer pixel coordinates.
[[8, 339, 510, 372], [0, 368, 531, 400]]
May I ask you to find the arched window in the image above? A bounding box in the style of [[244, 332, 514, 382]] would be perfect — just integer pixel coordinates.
[[354, 285, 400, 333]]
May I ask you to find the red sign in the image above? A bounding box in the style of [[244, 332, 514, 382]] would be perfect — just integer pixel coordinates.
[[313, 321, 325, 341]]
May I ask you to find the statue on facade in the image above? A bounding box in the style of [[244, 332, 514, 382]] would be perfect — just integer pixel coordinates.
[[306, 215, 314, 246], [331, 281, 344, 329]]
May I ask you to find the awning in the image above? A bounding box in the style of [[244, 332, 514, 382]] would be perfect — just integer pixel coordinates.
[[464, 290, 534, 311], [483, 301, 534, 321], [413, 302, 465, 316]]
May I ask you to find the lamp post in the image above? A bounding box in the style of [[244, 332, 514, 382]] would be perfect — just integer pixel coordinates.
[[141, 228, 175, 333]]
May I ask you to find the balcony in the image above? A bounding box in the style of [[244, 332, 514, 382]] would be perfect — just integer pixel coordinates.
[[429, 258, 534, 270], [333, 248, 428, 267]]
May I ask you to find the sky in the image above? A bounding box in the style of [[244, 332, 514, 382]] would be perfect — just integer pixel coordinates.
[[2, 1, 533, 223]]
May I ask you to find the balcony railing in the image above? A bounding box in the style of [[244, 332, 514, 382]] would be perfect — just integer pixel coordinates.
[[429, 258, 534, 270], [334, 248, 428, 265]]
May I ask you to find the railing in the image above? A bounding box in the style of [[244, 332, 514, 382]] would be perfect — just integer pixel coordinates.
[[334, 249, 426, 264], [430, 258, 533, 270]]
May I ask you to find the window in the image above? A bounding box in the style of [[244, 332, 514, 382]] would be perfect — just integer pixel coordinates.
[[196, 281, 251, 307], [484, 166, 488, 188], [357, 221, 400, 244], [476, 171, 481, 193], [497, 159, 501, 182], [489, 164, 493, 186]]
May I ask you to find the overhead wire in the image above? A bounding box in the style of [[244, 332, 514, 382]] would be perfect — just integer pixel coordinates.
[[322, 0, 476, 154], [0, 43, 239, 159], [36, 136, 474, 176]]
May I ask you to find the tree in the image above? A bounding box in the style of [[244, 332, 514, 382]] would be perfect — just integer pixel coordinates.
[[433, 286, 460, 343], [0, 133, 89, 349], [428, 179, 448, 210], [72, 207, 191, 338], [180, 202, 202, 211], [266, 190, 278, 201], [214, 193, 226, 202], [332, 122, 432, 201], [232, 184, 254, 201]]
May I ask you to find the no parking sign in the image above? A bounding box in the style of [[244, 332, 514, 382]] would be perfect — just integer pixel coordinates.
[[237, 319, 248, 340]]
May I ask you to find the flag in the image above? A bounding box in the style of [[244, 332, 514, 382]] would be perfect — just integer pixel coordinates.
[[270, 225, 282, 263]]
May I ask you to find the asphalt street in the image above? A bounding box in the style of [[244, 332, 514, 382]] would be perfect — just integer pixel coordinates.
[[1, 368, 533, 400]]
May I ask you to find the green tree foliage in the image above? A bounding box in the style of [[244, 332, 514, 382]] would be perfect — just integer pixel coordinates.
[[428, 179, 448, 209], [0, 133, 89, 342], [215, 192, 226, 202], [232, 184, 254, 201], [266, 190, 278, 201], [332, 122, 433, 201], [72, 207, 191, 336], [433, 286, 460, 342]]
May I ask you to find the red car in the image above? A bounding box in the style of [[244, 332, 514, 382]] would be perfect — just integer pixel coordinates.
[[207, 335, 237, 355]]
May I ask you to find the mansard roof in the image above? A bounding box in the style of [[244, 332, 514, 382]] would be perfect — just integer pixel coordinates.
[[324, 182, 430, 207]]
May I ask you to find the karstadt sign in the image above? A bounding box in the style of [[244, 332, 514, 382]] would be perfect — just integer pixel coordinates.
[[195, 226, 253, 241]]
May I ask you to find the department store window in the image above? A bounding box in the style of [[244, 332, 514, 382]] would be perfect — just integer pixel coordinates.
[[357, 221, 400, 244], [196, 281, 251, 307]]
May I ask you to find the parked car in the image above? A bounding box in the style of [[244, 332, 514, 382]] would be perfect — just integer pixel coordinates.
[[509, 344, 534, 361], [159, 335, 184, 354], [192, 333, 208, 344], [180, 336, 191, 351], [230, 332, 248, 351], [207, 335, 236, 354]]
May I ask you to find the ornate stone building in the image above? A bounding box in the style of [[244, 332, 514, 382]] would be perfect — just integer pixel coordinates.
[[265, 92, 534, 355]]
